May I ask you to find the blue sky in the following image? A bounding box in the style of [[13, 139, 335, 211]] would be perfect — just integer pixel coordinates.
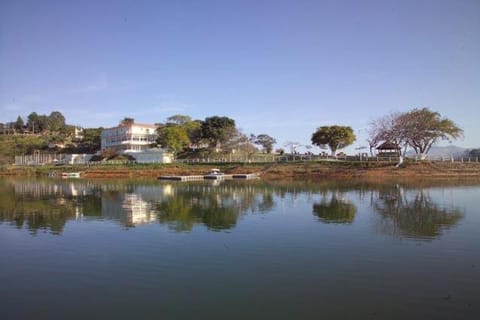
[[1, 0, 479, 152]]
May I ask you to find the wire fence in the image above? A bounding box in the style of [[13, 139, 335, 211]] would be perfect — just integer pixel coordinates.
[[177, 154, 480, 164], [13, 153, 480, 166]]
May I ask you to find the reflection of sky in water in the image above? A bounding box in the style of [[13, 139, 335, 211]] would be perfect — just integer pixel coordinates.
[[1, 179, 480, 320]]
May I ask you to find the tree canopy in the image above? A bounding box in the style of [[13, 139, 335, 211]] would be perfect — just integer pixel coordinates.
[[253, 134, 276, 153], [157, 125, 190, 154], [48, 111, 66, 132], [368, 108, 463, 159], [311, 125, 356, 155], [201, 116, 236, 149], [166, 115, 192, 125], [401, 108, 463, 158], [14, 116, 24, 131]]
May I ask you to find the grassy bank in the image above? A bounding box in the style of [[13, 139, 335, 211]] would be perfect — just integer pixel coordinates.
[[1, 160, 480, 179]]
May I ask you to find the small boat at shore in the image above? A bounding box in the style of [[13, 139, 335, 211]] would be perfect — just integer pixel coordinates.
[[207, 168, 224, 176], [61, 172, 82, 178]]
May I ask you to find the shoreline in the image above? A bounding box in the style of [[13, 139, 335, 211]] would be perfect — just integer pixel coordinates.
[[1, 161, 480, 180]]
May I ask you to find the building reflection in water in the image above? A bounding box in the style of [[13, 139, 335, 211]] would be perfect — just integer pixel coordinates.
[[0, 179, 466, 239]]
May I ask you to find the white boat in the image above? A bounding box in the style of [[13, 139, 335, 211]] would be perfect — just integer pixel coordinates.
[[204, 168, 225, 179], [207, 168, 224, 175]]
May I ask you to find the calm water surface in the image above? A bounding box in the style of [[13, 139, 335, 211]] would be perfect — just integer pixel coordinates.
[[0, 178, 479, 319]]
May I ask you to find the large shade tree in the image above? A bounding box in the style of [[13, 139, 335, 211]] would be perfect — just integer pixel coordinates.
[[400, 108, 463, 159], [47, 111, 66, 132], [368, 108, 463, 159], [157, 125, 190, 154], [201, 116, 236, 149], [311, 125, 356, 156], [156, 115, 203, 153], [14, 116, 24, 132]]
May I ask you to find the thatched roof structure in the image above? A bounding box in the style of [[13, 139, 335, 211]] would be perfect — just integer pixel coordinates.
[[376, 142, 400, 150]]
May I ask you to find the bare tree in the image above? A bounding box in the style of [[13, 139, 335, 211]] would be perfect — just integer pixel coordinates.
[[368, 112, 409, 156]]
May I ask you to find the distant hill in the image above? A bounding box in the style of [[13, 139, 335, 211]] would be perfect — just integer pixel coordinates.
[[406, 145, 467, 158]]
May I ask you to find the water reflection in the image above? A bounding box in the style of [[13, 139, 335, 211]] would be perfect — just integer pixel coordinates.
[[0, 178, 468, 239], [156, 183, 275, 231], [313, 191, 356, 224], [371, 186, 464, 240], [0, 179, 277, 234]]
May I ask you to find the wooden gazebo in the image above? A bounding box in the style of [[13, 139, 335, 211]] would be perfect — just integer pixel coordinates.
[[376, 142, 400, 157]]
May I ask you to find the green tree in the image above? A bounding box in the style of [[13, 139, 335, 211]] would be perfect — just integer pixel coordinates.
[[14, 116, 24, 132], [311, 125, 356, 156], [400, 108, 463, 159], [80, 127, 103, 152], [201, 116, 236, 149], [253, 134, 277, 153], [369, 108, 463, 158], [183, 119, 203, 147], [27, 112, 39, 133], [166, 114, 192, 125], [37, 115, 49, 132], [47, 111, 66, 132], [157, 125, 190, 154]]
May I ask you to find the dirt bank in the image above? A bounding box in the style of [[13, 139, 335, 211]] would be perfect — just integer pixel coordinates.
[[2, 160, 479, 180]]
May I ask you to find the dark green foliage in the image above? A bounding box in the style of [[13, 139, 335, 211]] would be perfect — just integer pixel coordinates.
[[467, 149, 480, 158], [201, 116, 236, 149], [48, 111, 66, 132], [14, 116, 24, 131], [156, 125, 190, 153], [311, 125, 356, 155], [76, 127, 103, 153], [313, 196, 356, 224]]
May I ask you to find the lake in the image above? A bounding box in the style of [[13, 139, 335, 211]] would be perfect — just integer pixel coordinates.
[[1, 177, 479, 319]]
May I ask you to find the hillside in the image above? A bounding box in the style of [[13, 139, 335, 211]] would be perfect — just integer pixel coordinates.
[[0, 135, 51, 165]]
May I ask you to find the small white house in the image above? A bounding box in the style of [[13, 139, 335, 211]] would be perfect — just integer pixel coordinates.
[[126, 148, 173, 164]]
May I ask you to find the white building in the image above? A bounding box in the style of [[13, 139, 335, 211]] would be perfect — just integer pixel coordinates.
[[101, 122, 158, 153], [125, 148, 173, 164]]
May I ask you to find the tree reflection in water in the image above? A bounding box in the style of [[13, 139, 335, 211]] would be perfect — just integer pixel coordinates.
[[0, 179, 89, 235], [312, 191, 356, 224], [371, 187, 464, 240], [156, 183, 275, 232], [0, 178, 467, 238]]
